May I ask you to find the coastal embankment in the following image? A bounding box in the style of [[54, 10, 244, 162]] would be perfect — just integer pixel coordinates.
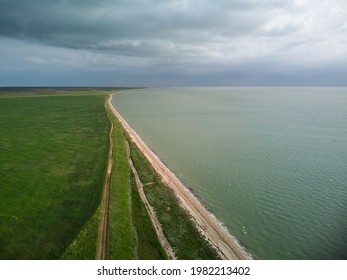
[[108, 94, 251, 260]]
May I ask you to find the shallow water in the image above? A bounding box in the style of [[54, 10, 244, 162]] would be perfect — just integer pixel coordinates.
[[112, 87, 347, 259]]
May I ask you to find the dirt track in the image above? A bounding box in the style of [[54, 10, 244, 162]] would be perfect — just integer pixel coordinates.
[[108, 94, 252, 260], [96, 100, 114, 260], [126, 141, 176, 260]]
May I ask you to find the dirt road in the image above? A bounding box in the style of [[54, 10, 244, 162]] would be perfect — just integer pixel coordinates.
[[96, 100, 114, 260]]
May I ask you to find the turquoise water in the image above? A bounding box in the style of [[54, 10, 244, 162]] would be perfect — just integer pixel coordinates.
[[111, 87, 347, 259]]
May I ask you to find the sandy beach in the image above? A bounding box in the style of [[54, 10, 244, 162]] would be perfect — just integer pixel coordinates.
[[108, 94, 251, 260]]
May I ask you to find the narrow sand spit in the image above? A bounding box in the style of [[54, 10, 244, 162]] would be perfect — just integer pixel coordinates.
[[108, 94, 251, 260]]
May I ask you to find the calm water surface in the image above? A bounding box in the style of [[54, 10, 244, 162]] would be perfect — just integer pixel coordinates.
[[112, 87, 347, 259]]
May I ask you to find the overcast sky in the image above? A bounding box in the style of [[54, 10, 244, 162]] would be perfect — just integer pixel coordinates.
[[0, 0, 346, 86]]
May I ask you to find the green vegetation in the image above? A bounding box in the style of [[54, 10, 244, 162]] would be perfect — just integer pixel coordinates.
[[0, 88, 219, 260], [130, 172, 168, 259], [105, 105, 136, 259], [60, 205, 102, 260], [127, 138, 220, 259], [0, 93, 110, 259], [105, 101, 167, 260]]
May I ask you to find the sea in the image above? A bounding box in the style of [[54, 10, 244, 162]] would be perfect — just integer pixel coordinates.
[[111, 87, 347, 259]]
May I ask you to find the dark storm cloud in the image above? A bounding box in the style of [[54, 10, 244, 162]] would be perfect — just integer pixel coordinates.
[[0, 0, 293, 52], [0, 0, 346, 85]]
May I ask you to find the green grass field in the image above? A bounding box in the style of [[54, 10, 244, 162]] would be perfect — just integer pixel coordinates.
[[60, 204, 103, 260], [0, 93, 110, 259], [0, 89, 219, 260]]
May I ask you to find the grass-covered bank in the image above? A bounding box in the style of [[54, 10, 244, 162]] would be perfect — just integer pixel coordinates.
[[0, 93, 110, 259], [60, 204, 103, 259], [129, 171, 168, 260], [106, 102, 136, 259], [104, 99, 167, 260]]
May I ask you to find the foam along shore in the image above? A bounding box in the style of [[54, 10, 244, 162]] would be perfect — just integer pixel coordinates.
[[108, 93, 251, 260]]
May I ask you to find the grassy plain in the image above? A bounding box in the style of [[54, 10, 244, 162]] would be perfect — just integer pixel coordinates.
[[0, 92, 110, 259], [0, 88, 219, 259]]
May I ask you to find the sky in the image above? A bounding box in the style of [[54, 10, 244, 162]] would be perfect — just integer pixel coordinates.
[[0, 0, 346, 86]]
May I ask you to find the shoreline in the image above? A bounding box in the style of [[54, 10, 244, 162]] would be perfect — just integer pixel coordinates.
[[108, 93, 251, 260]]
